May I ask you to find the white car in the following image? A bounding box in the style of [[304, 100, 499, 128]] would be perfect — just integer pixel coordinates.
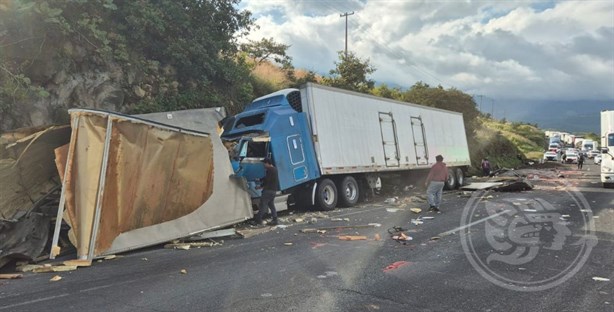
[[543, 151, 558, 161], [594, 154, 602, 165], [588, 150, 600, 159], [563, 151, 578, 164]]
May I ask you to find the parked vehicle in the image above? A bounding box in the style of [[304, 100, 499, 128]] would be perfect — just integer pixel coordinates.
[[564, 151, 578, 164], [601, 110, 614, 188], [594, 154, 602, 165], [588, 150, 600, 159], [548, 143, 561, 152], [221, 83, 471, 210], [543, 151, 558, 161]]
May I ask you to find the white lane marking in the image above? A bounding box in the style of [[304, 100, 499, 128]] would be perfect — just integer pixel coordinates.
[[0, 293, 70, 310], [438, 209, 511, 237]]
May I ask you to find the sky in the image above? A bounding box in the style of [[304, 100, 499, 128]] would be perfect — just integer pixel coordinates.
[[238, 0, 614, 124]]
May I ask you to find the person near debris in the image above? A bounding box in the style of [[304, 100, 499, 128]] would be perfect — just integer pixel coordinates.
[[481, 158, 491, 177], [425, 155, 448, 213], [254, 158, 279, 226], [577, 153, 584, 170]]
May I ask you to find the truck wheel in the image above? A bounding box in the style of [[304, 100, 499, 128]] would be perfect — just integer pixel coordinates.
[[337, 176, 360, 207], [455, 168, 465, 188], [444, 168, 457, 190], [316, 178, 338, 211]]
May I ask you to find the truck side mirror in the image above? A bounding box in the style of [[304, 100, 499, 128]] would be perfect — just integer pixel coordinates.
[[602, 147, 609, 154]]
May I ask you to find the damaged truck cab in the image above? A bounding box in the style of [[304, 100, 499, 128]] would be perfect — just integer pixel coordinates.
[[222, 89, 320, 208], [222, 83, 472, 211]]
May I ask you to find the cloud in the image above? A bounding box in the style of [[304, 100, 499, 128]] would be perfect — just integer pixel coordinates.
[[240, 0, 614, 101]]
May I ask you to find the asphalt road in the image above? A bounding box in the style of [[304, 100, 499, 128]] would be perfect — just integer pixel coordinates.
[[1, 163, 612, 312]]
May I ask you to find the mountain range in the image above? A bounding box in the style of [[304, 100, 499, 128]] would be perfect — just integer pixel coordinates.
[[479, 100, 612, 134]]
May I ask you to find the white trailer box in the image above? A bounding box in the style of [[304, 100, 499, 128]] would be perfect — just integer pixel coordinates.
[[300, 84, 471, 176], [601, 110, 614, 187]]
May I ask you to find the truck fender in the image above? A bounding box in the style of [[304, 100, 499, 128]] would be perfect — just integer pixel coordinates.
[[311, 182, 318, 206]]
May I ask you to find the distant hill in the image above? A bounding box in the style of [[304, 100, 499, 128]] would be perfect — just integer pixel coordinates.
[[485, 100, 612, 134]]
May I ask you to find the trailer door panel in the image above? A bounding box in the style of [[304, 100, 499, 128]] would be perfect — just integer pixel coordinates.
[[411, 116, 429, 165], [379, 112, 400, 167]]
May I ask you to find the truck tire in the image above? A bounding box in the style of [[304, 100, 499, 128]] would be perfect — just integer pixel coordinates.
[[337, 175, 360, 207], [316, 178, 338, 211], [455, 168, 465, 188], [444, 168, 457, 190]]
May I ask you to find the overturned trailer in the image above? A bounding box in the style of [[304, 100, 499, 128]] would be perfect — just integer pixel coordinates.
[[50, 109, 252, 260]]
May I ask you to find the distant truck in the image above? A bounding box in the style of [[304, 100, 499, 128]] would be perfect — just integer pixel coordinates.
[[582, 140, 597, 152], [221, 83, 471, 210], [601, 110, 614, 188]]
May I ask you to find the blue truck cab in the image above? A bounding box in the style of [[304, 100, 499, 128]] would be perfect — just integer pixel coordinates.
[[221, 89, 320, 196]]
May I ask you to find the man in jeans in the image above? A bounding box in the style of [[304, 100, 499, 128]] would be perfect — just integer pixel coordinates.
[[254, 158, 279, 226], [424, 155, 448, 213]]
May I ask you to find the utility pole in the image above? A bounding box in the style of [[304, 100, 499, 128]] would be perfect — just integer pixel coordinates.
[[340, 11, 354, 58]]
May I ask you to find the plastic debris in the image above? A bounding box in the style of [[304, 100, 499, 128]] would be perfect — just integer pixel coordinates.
[[49, 275, 62, 282], [421, 216, 434, 220], [368, 223, 382, 227], [283, 242, 293, 246], [104, 255, 117, 260], [384, 197, 398, 204], [391, 233, 412, 241], [293, 218, 304, 223], [592, 277, 610, 282], [411, 219, 423, 226], [330, 217, 350, 222], [180, 269, 187, 274], [386, 208, 400, 212], [409, 208, 422, 214], [383, 261, 410, 272]]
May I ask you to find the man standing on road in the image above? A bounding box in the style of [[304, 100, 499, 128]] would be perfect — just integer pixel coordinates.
[[577, 153, 584, 170], [254, 158, 279, 226], [481, 158, 491, 176], [425, 155, 448, 213]]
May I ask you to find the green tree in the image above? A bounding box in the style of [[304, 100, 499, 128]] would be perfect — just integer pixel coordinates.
[[322, 51, 376, 93], [240, 37, 292, 67], [401, 82, 480, 137], [371, 84, 402, 100]]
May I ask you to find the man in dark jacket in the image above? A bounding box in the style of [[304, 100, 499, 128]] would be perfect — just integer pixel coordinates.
[[254, 158, 279, 226], [425, 155, 448, 213]]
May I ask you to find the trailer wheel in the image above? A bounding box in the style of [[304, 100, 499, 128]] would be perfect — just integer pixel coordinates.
[[455, 168, 465, 188], [337, 176, 360, 207], [316, 178, 338, 211], [444, 168, 457, 190]]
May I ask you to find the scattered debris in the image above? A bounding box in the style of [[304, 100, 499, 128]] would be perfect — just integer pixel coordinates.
[[49, 275, 62, 282], [0, 274, 23, 279], [421, 216, 434, 220], [141, 258, 148, 261], [384, 197, 399, 204], [385, 208, 400, 212], [338, 235, 368, 241], [186, 228, 237, 241], [283, 242, 293, 246], [63, 259, 92, 267], [103, 255, 117, 260], [524, 209, 538, 212], [494, 179, 533, 192], [33, 265, 78, 273], [409, 208, 422, 214], [330, 217, 350, 221], [410, 219, 424, 226], [383, 261, 410, 272], [164, 241, 221, 250], [460, 182, 504, 191], [301, 224, 381, 233], [309, 218, 318, 224], [180, 269, 187, 274], [592, 277, 610, 282], [391, 233, 413, 241], [430, 236, 441, 241], [293, 218, 304, 223], [374, 233, 381, 241], [236, 226, 274, 238]]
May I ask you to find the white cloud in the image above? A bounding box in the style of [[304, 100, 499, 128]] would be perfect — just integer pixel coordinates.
[[239, 0, 614, 101]]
